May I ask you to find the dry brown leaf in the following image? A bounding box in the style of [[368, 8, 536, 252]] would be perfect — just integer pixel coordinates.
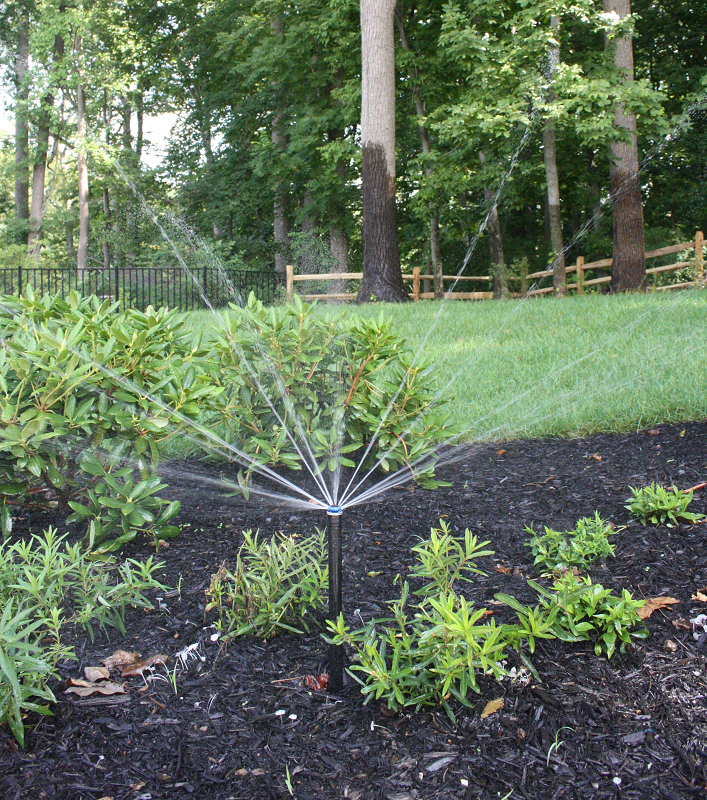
[[232, 768, 248, 777], [496, 449, 506, 456], [251, 768, 265, 776], [84, 666, 110, 682], [65, 679, 126, 697], [672, 618, 691, 630], [494, 564, 512, 575], [691, 591, 707, 603], [590, 453, 602, 462], [646, 428, 661, 436], [637, 597, 679, 620], [481, 698, 504, 719], [488, 599, 505, 606], [102, 650, 141, 672], [121, 654, 169, 678]]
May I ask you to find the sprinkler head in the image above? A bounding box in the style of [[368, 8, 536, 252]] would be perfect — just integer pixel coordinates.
[[327, 505, 342, 516]]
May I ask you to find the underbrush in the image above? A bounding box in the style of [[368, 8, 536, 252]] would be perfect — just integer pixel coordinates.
[[0, 528, 165, 745]]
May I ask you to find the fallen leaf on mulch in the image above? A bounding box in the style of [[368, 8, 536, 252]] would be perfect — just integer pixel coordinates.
[[637, 597, 679, 619], [646, 428, 661, 436], [494, 564, 511, 574], [84, 666, 110, 682], [590, 453, 602, 462], [481, 698, 504, 719], [673, 618, 691, 630], [102, 650, 141, 672], [303, 674, 328, 691], [121, 654, 169, 677], [65, 679, 126, 697], [496, 449, 506, 456], [691, 590, 707, 603]]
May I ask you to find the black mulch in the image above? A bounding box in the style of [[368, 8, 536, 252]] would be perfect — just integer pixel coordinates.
[[2, 422, 707, 800]]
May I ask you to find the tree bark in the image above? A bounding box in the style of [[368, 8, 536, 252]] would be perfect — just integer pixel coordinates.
[[396, 10, 442, 299], [603, 0, 645, 291], [14, 18, 30, 238], [136, 90, 144, 162], [357, 0, 406, 303], [271, 16, 289, 275], [122, 96, 132, 152], [102, 91, 112, 271], [28, 112, 50, 258], [29, 31, 64, 258], [77, 76, 90, 273], [543, 15, 566, 296], [479, 153, 507, 298]]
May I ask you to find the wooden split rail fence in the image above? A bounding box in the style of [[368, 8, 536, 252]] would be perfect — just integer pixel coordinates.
[[286, 230, 704, 303]]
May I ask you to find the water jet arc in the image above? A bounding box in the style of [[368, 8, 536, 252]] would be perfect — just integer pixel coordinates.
[[327, 506, 344, 691]]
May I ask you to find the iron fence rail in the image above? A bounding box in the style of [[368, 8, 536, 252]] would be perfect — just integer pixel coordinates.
[[0, 266, 282, 311]]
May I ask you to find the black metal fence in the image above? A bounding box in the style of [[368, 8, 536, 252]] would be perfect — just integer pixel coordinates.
[[0, 266, 283, 311]]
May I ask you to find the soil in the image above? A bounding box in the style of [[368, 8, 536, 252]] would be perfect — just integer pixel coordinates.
[[2, 421, 707, 800]]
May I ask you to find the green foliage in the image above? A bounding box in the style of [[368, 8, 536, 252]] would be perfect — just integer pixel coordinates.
[[0, 288, 218, 550], [519, 572, 647, 659], [209, 295, 456, 487], [205, 529, 327, 640], [625, 483, 705, 527], [327, 522, 507, 721], [526, 513, 616, 571], [0, 528, 166, 745], [328, 520, 648, 720]]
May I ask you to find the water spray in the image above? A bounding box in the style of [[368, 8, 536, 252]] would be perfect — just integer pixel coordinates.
[[326, 505, 344, 691]]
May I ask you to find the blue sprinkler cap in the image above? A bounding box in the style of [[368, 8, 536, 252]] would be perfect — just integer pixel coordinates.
[[327, 505, 343, 516]]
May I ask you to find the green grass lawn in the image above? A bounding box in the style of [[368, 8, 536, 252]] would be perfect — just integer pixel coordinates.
[[183, 290, 707, 443]]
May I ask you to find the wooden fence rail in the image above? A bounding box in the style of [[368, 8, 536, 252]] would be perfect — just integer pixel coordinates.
[[285, 230, 704, 303]]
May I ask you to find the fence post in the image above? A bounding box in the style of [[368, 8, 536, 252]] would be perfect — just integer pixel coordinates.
[[17, 263, 22, 297], [576, 256, 584, 295], [286, 263, 294, 303], [413, 266, 420, 301], [696, 231, 704, 275]]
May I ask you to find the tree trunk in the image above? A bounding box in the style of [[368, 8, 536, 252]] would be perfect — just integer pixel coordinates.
[[14, 18, 30, 238], [396, 11, 442, 299], [479, 153, 507, 298], [28, 30, 63, 258], [122, 96, 132, 152], [271, 16, 289, 275], [543, 15, 566, 296], [77, 79, 90, 273], [603, 0, 645, 291], [136, 90, 144, 162], [357, 0, 406, 303], [28, 114, 50, 258], [102, 91, 112, 271]]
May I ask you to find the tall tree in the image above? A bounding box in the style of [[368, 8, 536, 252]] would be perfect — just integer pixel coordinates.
[[603, 0, 646, 290], [543, 14, 566, 296], [14, 7, 30, 238], [75, 35, 89, 273], [357, 0, 407, 303]]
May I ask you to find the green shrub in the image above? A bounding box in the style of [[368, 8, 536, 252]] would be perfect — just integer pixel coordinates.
[[526, 513, 617, 571], [0, 528, 166, 745], [328, 522, 647, 720], [625, 483, 705, 527], [205, 529, 327, 639], [0, 288, 218, 550], [208, 294, 456, 489], [327, 522, 507, 721], [501, 571, 648, 659]]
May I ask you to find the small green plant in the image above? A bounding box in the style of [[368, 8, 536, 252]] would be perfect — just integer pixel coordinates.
[[526, 513, 617, 571], [205, 529, 327, 639], [0, 528, 167, 745], [625, 483, 705, 527], [326, 522, 507, 721], [501, 572, 648, 659]]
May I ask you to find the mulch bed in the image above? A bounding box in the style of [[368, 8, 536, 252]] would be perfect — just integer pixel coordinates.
[[2, 421, 707, 800]]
